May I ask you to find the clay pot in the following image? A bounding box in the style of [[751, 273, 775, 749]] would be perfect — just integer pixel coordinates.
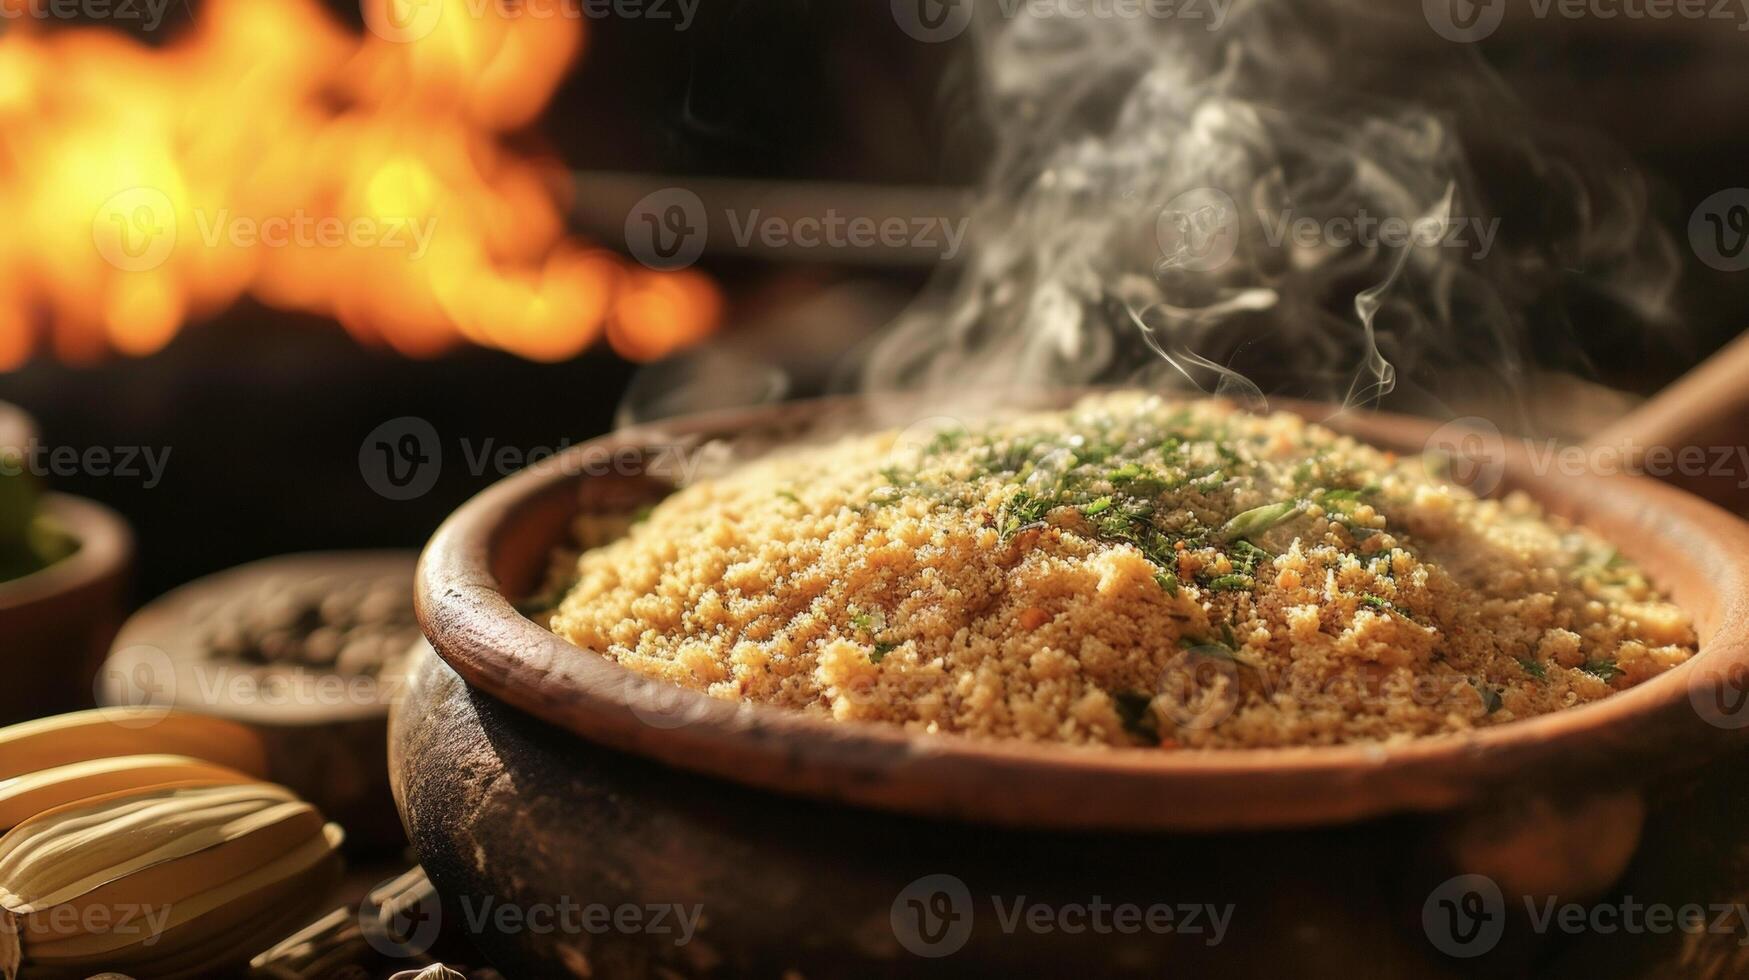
[[0, 492, 133, 725], [2, 402, 134, 723], [392, 393, 1749, 977]]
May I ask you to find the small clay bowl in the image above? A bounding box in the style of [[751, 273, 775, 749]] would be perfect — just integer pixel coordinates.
[[3, 401, 135, 723], [0, 492, 134, 726], [397, 394, 1749, 976], [103, 551, 421, 850]]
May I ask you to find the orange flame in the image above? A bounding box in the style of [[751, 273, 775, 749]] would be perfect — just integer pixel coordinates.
[[0, 0, 721, 370]]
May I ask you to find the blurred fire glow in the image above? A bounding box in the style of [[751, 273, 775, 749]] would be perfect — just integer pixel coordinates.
[[0, 0, 720, 369]]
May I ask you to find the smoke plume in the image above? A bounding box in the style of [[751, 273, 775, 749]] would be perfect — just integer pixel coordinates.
[[858, 0, 1679, 425]]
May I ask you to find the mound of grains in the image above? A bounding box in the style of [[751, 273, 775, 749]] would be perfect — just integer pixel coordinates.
[[544, 394, 1697, 749]]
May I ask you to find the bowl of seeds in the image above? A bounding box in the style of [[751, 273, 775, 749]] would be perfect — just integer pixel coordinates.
[[102, 550, 421, 849]]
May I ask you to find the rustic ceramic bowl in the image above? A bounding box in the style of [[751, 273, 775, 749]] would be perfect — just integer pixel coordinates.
[[100, 551, 420, 850], [0, 492, 134, 725], [2, 400, 135, 724], [395, 394, 1749, 977]]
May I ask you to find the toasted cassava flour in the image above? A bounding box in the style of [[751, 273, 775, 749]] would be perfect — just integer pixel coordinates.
[[543, 395, 1696, 749]]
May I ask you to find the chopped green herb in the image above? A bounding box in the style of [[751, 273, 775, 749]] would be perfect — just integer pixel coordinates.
[[1581, 659, 1623, 682], [871, 641, 898, 663], [1228, 539, 1274, 574], [1320, 483, 1382, 502], [1187, 642, 1237, 662], [1082, 496, 1114, 517], [1178, 627, 1242, 663], [1111, 691, 1160, 743], [1081, 441, 1122, 464], [1577, 543, 1631, 584], [850, 606, 887, 634], [1478, 684, 1503, 714], [1204, 574, 1254, 593], [1219, 501, 1304, 542], [1516, 658, 1546, 679], [1154, 570, 1180, 596], [926, 429, 967, 454], [775, 489, 800, 504], [1000, 489, 1055, 538]]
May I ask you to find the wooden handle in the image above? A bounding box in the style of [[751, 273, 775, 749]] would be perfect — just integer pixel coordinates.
[[1588, 331, 1749, 514]]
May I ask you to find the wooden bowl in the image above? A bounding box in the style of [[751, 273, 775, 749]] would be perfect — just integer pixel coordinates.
[[0, 493, 134, 725], [397, 394, 1749, 976], [100, 551, 420, 851], [2, 401, 134, 723]]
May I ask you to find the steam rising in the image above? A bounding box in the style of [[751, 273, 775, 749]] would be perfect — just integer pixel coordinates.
[[859, 1, 1679, 422]]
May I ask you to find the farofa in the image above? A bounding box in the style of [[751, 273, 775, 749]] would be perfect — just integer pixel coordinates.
[[544, 394, 1697, 749]]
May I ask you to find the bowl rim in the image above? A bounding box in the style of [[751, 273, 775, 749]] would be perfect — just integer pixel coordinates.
[[0, 493, 134, 611], [416, 394, 1749, 831], [102, 549, 420, 725]]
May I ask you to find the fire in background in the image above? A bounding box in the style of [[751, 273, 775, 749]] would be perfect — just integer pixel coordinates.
[[0, 0, 721, 368]]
